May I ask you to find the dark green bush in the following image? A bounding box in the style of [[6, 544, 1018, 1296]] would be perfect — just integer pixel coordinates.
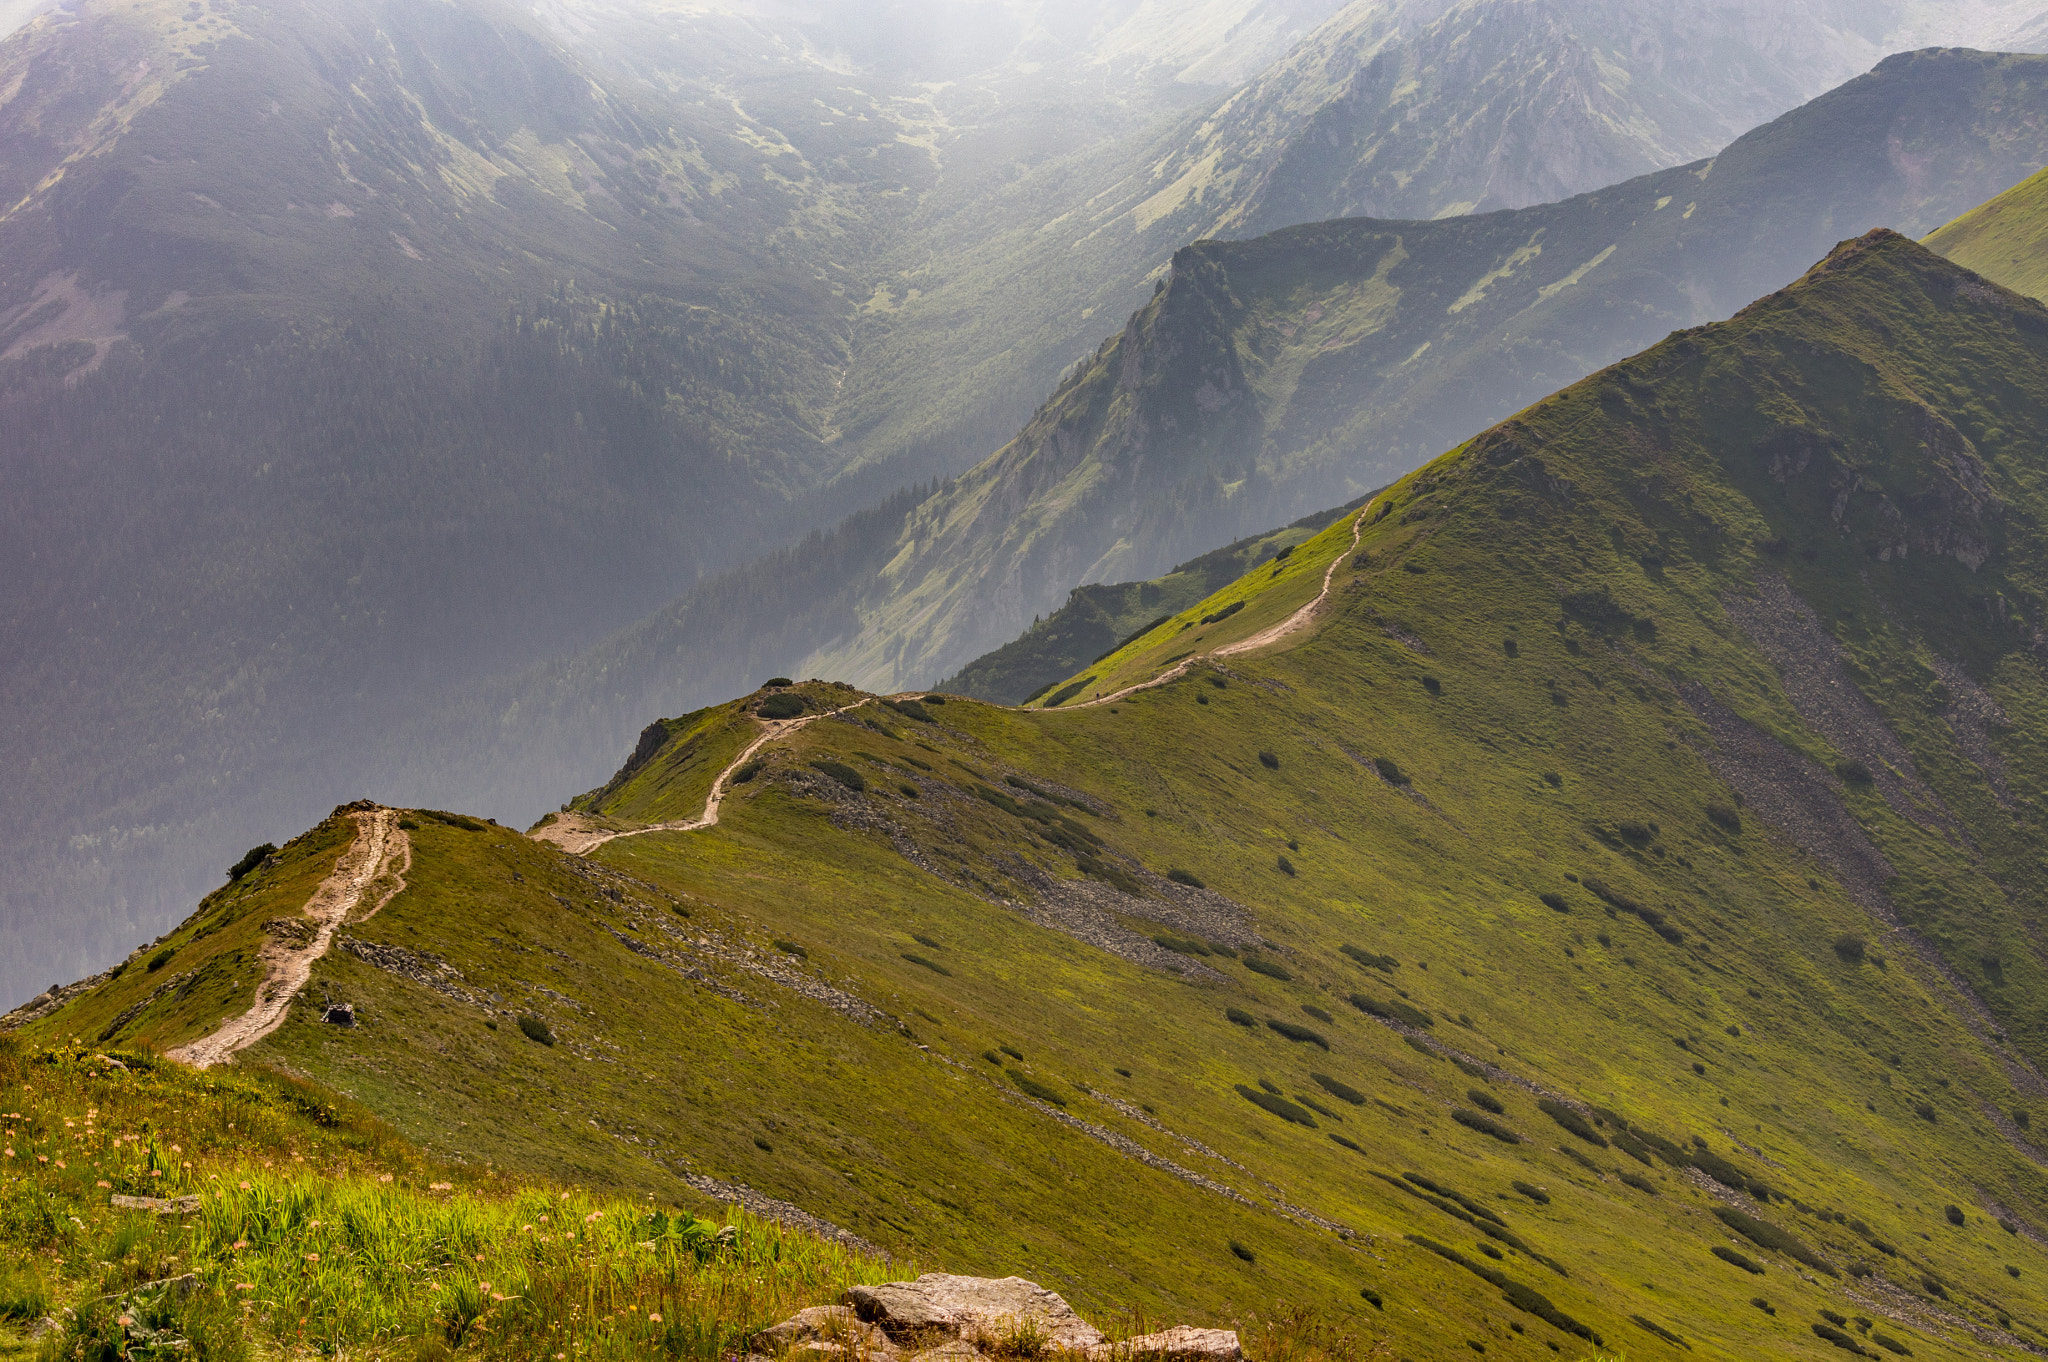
[[1402, 1237, 1597, 1343], [1166, 868, 1207, 889], [1511, 1181, 1550, 1205], [227, 843, 277, 883], [761, 677, 794, 688], [772, 940, 807, 958], [1076, 855, 1145, 895], [1341, 944, 1399, 972], [1751, 1298, 1775, 1315], [886, 699, 934, 724], [1154, 934, 1211, 956], [1919, 1274, 1946, 1299], [1226, 1008, 1258, 1028], [1618, 1172, 1658, 1195], [1421, 675, 1441, 695], [1297, 1093, 1341, 1121], [1706, 802, 1743, 833], [1820, 1310, 1848, 1328], [1871, 1333, 1913, 1356], [1537, 1098, 1607, 1147], [1008, 1070, 1067, 1106], [1944, 1204, 1965, 1226], [731, 758, 766, 784], [1714, 1207, 1835, 1276], [1229, 1240, 1255, 1263], [1539, 893, 1569, 913], [758, 693, 807, 720], [1275, 854, 1296, 876], [1467, 1088, 1504, 1115], [1301, 1004, 1333, 1023], [1000, 1045, 1023, 1060], [1360, 1287, 1382, 1309], [898, 783, 921, 798], [1258, 1078, 1283, 1094], [1812, 1323, 1868, 1354], [1835, 934, 1867, 964], [901, 953, 952, 976], [1372, 757, 1410, 785], [1312, 1073, 1366, 1105], [1266, 1019, 1329, 1049], [2002, 1217, 2020, 1234], [1201, 602, 1246, 626], [1349, 993, 1434, 1029], [1451, 1109, 1521, 1144], [1837, 760, 1875, 786], [1915, 1101, 1937, 1122], [147, 948, 176, 974], [982, 1050, 1003, 1065], [1632, 1317, 1685, 1349], [420, 808, 488, 831], [1237, 1085, 1317, 1127], [1713, 1245, 1764, 1274], [1244, 957, 1293, 981], [912, 934, 942, 950], [810, 760, 866, 792], [517, 1015, 555, 1046]]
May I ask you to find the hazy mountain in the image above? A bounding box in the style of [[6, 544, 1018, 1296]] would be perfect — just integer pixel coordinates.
[[21, 226, 2048, 1358]]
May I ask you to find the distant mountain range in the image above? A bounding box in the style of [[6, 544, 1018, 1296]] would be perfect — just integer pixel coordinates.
[[5, 0, 2048, 1010]]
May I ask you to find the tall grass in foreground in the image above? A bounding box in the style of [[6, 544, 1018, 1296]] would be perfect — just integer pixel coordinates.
[[0, 1040, 896, 1359]]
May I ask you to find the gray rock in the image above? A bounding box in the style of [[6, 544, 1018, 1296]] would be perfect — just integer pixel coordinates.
[[109, 1194, 202, 1215], [754, 1304, 901, 1359], [844, 1275, 1106, 1350], [1094, 1326, 1243, 1362]]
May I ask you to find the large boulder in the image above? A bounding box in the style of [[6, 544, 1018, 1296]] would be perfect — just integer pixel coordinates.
[[1098, 1326, 1243, 1362], [843, 1274, 1107, 1350], [753, 1305, 901, 1359]]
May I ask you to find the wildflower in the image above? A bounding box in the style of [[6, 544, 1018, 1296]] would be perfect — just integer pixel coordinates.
[[150, 1168, 162, 1177], [492, 1293, 506, 1302], [585, 1211, 602, 1223], [36, 1155, 47, 1163], [475, 1253, 486, 1263], [240, 1181, 251, 1190], [650, 1313, 663, 1323], [171, 1144, 181, 1153], [233, 1241, 248, 1250], [2, 1150, 10, 1159], [378, 1173, 393, 1183], [96, 1180, 110, 1189], [118, 1315, 133, 1328], [306, 1253, 319, 1262], [53, 1160, 64, 1169], [235, 1284, 254, 1292], [522, 1224, 534, 1233]]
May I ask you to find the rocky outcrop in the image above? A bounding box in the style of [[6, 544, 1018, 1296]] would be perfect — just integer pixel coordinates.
[[750, 1276, 1240, 1362]]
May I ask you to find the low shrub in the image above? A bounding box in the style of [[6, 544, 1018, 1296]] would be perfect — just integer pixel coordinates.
[[731, 758, 767, 784], [1467, 1088, 1504, 1115], [1154, 934, 1212, 956], [1812, 1322, 1868, 1354], [1713, 1245, 1764, 1274], [1402, 1237, 1597, 1343], [1312, 1073, 1366, 1105], [1706, 802, 1743, 833], [1000, 1045, 1024, 1060], [1075, 855, 1145, 895], [1244, 957, 1293, 981], [1341, 944, 1399, 972], [227, 843, 277, 882], [1302, 1004, 1333, 1023], [1229, 1240, 1256, 1263], [1915, 1102, 1937, 1123], [147, 947, 176, 973], [1297, 1093, 1341, 1121], [1258, 1078, 1282, 1094], [2002, 1217, 2020, 1234], [1200, 602, 1246, 626], [420, 808, 488, 831], [758, 693, 807, 720], [1539, 892, 1569, 913], [1451, 1109, 1521, 1144], [1837, 759, 1875, 786], [1226, 1008, 1258, 1028], [898, 783, 921, 798], [1751, 1298, 1775, 1315], [1536, 1099, 1607, 1147], [809, 760, 866, 792], [1618, 1172, 1658, 1196], [886, 699, 934, 724], [517, 1015, 555, 1046], [1373, 757, 1410, 786], [1275, 854, 1296, 876], [762, 677, 794, 688], [1421, 675, 1441, 695], [982, 1050, 1003, 1065], [1871, 1332, 1913, 1356], [1632, 1317, 1686, 1349], [772, 940, 807, 958], [901, 953, 952, 976], [911, 934, 942, 950], [1919, 1274, 1946, 1299], [1236, 1085, 1317, 1127], [1166, 868, 1207, 889], [1835, 934, 1867, 964], [1258, 750, 1280, 770], [1266, 1019, 1329, 1049], [1348, 993, 1434, 1029], [1714, 1207, 1835, 1276], [1511, 1181, 1550, 1205], [1359, 1287, 1382, 1309], [1008, 1070, 1067, 1106], [1944, 1204, 1965, 1226]]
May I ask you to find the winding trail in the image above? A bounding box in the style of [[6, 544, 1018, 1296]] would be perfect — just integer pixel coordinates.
[[535, 501, 1374, 859], [167, 806, 410, 1069]]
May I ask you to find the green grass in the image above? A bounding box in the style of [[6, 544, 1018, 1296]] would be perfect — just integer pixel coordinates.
[[25, 232, 2048, 1359], [1927, 165, 2048, 302]]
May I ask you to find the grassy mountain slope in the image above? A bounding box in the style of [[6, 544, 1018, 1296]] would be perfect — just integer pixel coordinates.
[[790, 48, 2048, 695], [22, 229, 2048, 1359], [1927, 165, 2048, 301]]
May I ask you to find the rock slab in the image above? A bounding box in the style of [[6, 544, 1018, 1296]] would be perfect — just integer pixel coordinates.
[[748, 1275, 1241, 1362]]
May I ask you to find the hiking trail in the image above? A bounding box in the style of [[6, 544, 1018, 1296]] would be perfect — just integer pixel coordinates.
[[166, 806, 409, 1069], [535, 501, 1372, 858]]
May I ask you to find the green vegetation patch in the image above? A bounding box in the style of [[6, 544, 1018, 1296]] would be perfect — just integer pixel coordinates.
[[1714, 1207, 1835, 1277], [1236, 1085, 1317, 1127]]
